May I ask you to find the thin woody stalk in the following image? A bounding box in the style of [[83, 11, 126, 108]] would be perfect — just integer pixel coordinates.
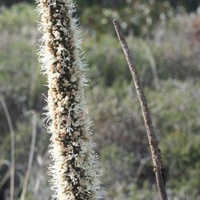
[[36, 0, 102, 199], [0, 96, 15, 200], [113, 19, 168, 200]]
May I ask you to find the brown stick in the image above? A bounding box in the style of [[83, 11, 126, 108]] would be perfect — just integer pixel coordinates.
[[113, 19, 168, 200]]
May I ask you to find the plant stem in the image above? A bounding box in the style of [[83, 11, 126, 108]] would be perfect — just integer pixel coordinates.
[[113, 19, 168, 200], [20, 111, 37, 200], [0, 96, 15, 200]]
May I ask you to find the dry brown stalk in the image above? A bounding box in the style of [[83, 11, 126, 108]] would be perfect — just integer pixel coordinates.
[[113, 19, 168, 200]]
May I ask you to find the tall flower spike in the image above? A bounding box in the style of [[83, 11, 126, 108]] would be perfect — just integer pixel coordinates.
[[36, 0, 103, 199]]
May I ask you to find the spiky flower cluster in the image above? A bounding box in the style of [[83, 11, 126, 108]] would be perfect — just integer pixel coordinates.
[[36, 0, 103, 199]]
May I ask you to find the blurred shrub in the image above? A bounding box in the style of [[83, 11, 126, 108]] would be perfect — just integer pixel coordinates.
[[83, 35, 132, 87], [0, 0, 34, 7], [87, 86, 156, 199], [166, 0, 200, 12], [84, 26, 200, 90], [0, 5, 45, 198], [0, 3, 45, 111], [0, 3, 37, 31], [152, 13, 200, 81], [161, 131, 200, 197], [147, 81, 200, 197], [2, 0, 200, 12], [88, 80, 200, 199], [79, 1, 175, 37]]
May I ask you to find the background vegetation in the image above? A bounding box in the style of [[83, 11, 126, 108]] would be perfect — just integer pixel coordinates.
[[0, 0, 200, 199]]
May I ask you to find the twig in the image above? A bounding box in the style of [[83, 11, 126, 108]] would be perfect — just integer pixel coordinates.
[[20, 110, 37, 200], [113, 19, 168, 200], [0, 170, 10, 189], [140, 39, 160, 89], [33, 178, 40, 199], [0, 95, 15, 200], [132, 158, 149, 184]]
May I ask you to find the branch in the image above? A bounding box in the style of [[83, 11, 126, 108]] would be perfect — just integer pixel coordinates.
[[113, 19, 168, 200]]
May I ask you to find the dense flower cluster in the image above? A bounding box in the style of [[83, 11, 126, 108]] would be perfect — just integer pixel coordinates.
[[36, 0, 103, 199]]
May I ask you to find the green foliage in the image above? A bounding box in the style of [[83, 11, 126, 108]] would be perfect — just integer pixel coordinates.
[[166, 0, 200, 11], [100, 145, 135, 198], [79, 1, 176, 37], [0, 3, 37, 31], [3, 0, 200, 12], [0, 3, 44, 110], [146, 81, 200, 197], [161, 131, 200, 197], [90, 80, 200, 199], [83, 35, 132, 87]]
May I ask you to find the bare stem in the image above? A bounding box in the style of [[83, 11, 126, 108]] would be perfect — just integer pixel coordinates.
[[0, 96, 15, 200], [20, 110, 37, 200], [113, 19, 168, 200]]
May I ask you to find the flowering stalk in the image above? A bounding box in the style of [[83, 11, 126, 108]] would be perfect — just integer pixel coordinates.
[[113, 19, 168, 200], [36, 0, 102, 199]]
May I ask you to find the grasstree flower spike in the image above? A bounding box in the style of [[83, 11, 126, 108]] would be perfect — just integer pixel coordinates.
[[36, 0, 103, 199]]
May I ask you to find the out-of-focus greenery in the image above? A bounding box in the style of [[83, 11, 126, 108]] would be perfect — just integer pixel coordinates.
[[2, 0, 200, 12], [79, 1, 176, 37], [0, 2, 200, 200]]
